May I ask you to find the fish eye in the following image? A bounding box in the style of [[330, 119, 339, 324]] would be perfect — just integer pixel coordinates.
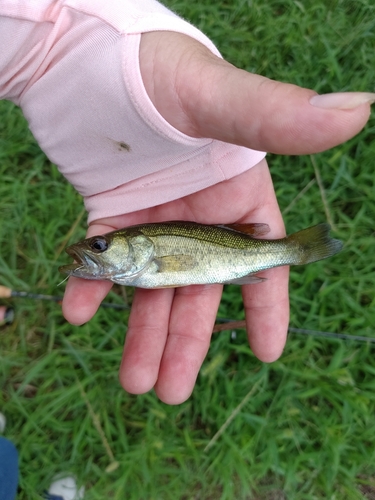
[[89, 237, 108, 253]]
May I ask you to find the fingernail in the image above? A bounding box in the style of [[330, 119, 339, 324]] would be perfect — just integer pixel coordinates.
[[310, 92, 375, 110], [0, 306, 14, 325]]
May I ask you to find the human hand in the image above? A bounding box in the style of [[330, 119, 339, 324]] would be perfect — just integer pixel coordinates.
[[63, 31, 373, 404], [63, 161, 286, 404]]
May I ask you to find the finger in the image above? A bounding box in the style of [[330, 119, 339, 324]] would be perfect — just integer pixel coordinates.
[[62, 277, 113, 325], [182, 65, 373, 154], [240, 164, 289, 361], [62, 223, 116, 325], [243, 267, 289, 362], [119, 287, 175, 394], [154, 284, 223, 405], [140, 32, 373, 154]]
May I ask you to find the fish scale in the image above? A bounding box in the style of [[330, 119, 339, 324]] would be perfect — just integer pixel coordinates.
[[151, 234, 288, 286]]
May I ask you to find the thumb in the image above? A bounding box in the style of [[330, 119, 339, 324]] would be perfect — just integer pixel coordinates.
[[140, 32, 374, 155]]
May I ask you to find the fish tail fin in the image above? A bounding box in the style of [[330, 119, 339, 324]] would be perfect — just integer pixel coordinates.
[[287, 223, 343, 265]]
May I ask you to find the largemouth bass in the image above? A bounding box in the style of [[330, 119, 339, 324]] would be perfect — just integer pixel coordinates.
[[59, 221, 343, 288]]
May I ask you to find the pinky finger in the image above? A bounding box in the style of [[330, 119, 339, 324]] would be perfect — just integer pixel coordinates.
[[62, 278, 113, 325]]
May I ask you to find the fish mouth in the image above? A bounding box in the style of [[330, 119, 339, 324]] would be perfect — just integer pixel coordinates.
[[59, 246, 101, 278]]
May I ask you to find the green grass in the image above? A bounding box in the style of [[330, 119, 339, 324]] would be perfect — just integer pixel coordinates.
[[1, 0, 375, 498]]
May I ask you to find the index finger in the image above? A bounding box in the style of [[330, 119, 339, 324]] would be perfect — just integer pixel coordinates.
[[242, 266, 289, 362], [241, 171, 289, 362]]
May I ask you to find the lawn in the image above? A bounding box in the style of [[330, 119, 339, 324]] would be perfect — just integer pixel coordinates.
[[1, 1, 375, 498]]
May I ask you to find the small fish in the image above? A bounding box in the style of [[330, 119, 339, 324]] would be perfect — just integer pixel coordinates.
[[59, 221, 343, 288]]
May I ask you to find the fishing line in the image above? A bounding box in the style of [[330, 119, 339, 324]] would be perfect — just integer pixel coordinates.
[[0, 286, 129, 310], [0, 285, 373, 343], [212, 319, 375, 344]]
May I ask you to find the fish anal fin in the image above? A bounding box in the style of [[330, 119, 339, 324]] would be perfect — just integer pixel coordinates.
[[221, 223, 270, 237], [223, 274, 267, 285], [155, 255, 196, 273]]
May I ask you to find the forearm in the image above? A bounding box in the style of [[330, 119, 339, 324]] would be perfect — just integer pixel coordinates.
[[0, 1, 265, 222]]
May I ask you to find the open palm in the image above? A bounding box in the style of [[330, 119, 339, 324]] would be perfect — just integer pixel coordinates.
[[63, 158, 288, 404], [62, 31, 372, 404]]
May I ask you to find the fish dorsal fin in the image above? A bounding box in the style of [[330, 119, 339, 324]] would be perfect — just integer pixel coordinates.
[[220, 223, 270, 237], [155, 255, 197, 273], [223, 273, 267, 285]]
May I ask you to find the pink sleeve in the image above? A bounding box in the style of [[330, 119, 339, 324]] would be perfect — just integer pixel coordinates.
[[0, 0, 266, 223]]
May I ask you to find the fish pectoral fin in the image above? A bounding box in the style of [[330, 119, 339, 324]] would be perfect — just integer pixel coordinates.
[[155, 254, 196, 273], [223, 273, 267, 285], [220, 223, 270, 237]]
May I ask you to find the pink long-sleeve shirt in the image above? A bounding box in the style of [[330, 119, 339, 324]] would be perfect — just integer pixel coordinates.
[[0, 0, 266, 223]]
